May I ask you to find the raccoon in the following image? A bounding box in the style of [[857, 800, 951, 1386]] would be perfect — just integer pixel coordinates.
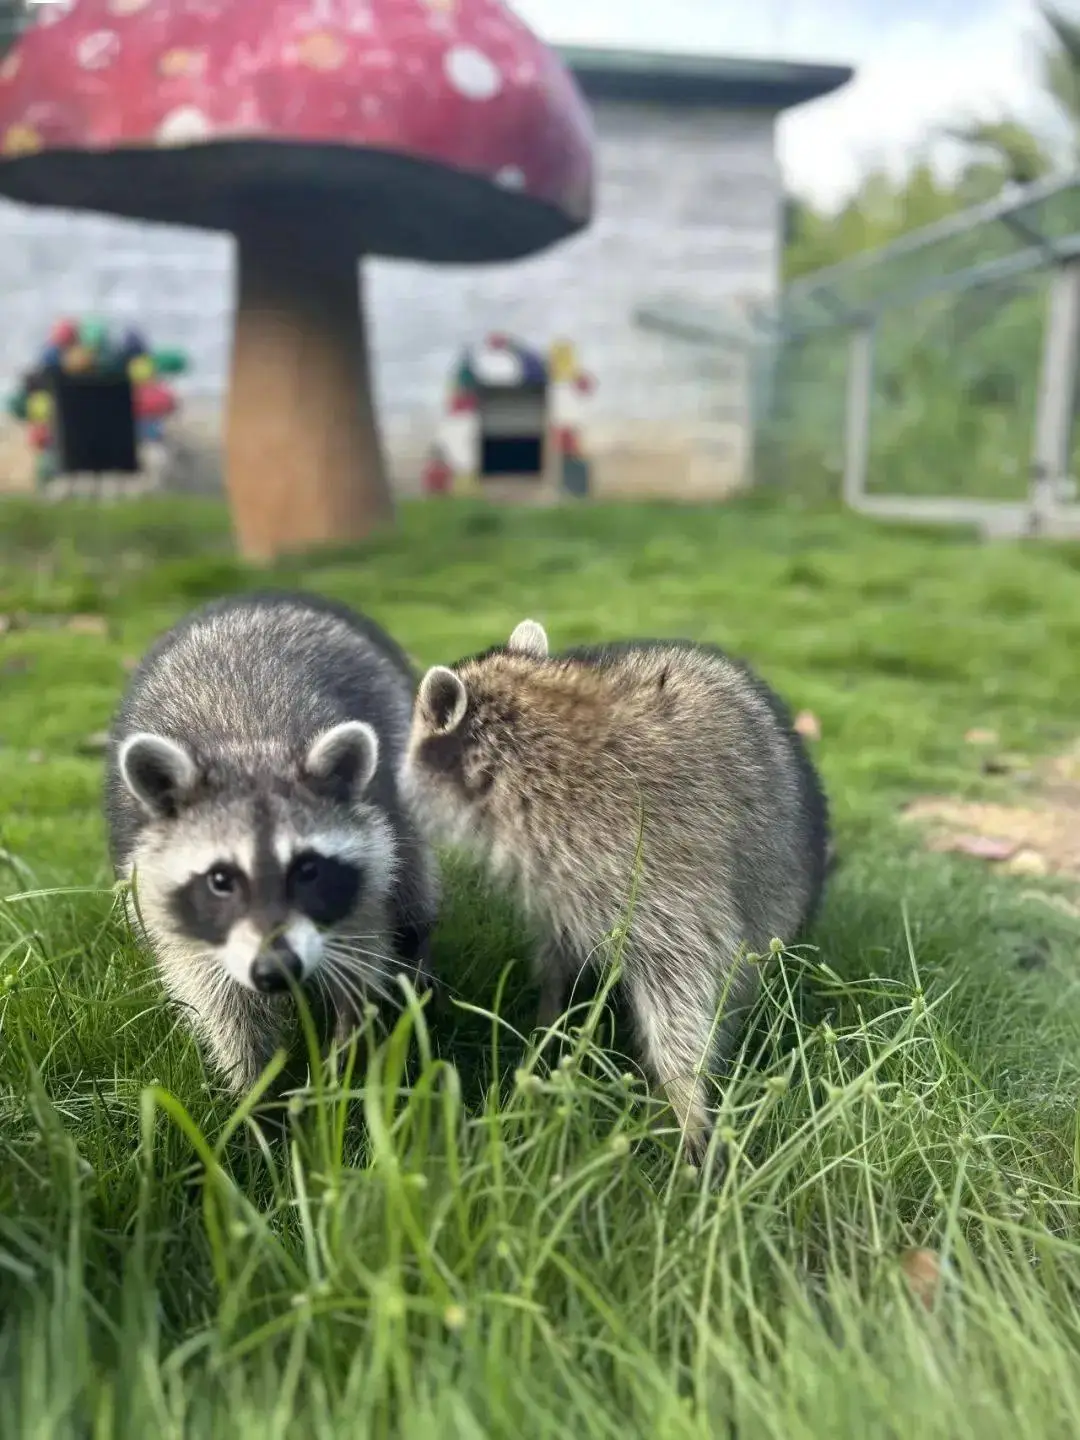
[[105, 591, 440, 1095], [401, 619, 828, 1160]]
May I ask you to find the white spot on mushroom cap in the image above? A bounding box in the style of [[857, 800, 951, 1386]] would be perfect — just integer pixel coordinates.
[[76, 31, 121, 71], [444, 45, 502, 102], [156, 106, 212, 147], [495, 165, 525, 191]]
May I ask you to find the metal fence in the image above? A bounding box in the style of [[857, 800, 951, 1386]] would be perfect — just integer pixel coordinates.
[[757, 171, 1080, 538]]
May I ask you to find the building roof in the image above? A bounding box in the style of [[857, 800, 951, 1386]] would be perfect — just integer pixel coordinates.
[[557, 45, 854, 112]]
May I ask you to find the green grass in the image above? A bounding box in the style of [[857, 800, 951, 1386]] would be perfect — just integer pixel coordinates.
[[3, 492, 1080, 1437]]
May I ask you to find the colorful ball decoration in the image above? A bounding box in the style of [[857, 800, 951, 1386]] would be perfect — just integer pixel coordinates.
[[549, 340, 578, 384], [26, 390, 52, 423], [128, 354, 155, 385], [151, 348, 188, 376], [79, 317, 107, 351], [421, 450, 453, 495], [8, 317, 191, 486], [547, 338, 597, 499], [554, 426, 581, 458], [62, 344, 94, 374], [49, 318, 78, 349], [120, 328, 148, 360], [134, 381, 177, 420]]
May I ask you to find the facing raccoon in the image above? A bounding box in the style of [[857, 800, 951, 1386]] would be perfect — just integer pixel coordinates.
[[401, 619, 829, 1161], [105, 591, 440, 1095]]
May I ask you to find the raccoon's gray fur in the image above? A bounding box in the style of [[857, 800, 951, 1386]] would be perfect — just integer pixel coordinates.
[[401, 618, 828, 1160], [105, 591, 440, 1094]]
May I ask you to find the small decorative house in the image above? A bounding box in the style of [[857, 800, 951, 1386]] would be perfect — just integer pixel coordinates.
[[5, 316, 187, 489], [423, 333, 597, 499]]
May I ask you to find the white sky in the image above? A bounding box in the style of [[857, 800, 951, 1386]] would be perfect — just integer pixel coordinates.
[[515, 0, 1064, 208]]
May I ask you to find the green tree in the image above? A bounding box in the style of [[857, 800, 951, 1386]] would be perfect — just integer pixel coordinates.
[[782, 164, 1005, 281], [942, 120, 1053, 187]]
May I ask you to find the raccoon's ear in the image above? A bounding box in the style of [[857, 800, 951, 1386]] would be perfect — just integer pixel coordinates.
[[304, 721, 379, 800], [508, 619, 548, 659], [119, 732, 199, 819], [417, 666, 468, 734]]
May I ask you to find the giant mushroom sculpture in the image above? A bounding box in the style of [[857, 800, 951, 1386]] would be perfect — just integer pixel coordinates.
[[0, 0, 594, 560]]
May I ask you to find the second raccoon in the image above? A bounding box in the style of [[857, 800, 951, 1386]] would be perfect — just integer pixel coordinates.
[[105, 591, 440, 1094], [402, 619, 829, 1160]]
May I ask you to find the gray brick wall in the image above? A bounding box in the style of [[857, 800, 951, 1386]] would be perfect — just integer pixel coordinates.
[[0, 101, 780, 491]]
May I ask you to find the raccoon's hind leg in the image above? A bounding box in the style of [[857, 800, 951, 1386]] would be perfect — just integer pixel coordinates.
[[533, 935, 587, 1031], [624, 948, 755, 1165], [625, 965, 713, 1161]]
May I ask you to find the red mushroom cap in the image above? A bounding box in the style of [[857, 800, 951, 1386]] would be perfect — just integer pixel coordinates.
[[0, 0, 594, 262]]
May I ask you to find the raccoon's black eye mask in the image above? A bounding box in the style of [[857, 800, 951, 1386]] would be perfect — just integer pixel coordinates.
[[286, 851, 362, 928], [168, 848, 363, 947], [170, 865, 249, 946]]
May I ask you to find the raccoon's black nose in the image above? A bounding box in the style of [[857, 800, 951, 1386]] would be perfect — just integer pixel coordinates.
[[250, 940, 303, 994]]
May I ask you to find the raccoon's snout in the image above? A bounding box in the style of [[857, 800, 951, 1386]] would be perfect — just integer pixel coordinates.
[[250, 938, 303, 994]]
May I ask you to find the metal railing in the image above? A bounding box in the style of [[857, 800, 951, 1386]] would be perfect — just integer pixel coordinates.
[[636, 170, 1080, 536], [768, 171, 1080, 537]]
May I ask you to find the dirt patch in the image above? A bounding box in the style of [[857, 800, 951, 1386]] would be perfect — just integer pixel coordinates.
[[902, 741, 1080, 880]]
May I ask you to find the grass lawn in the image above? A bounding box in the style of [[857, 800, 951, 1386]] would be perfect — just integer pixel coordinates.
[[3, 492, 1080, 1437]]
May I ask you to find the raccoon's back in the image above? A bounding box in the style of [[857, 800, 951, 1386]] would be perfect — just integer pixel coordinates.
[[560, 639, 829, 938], [115, 591, 414, 752]]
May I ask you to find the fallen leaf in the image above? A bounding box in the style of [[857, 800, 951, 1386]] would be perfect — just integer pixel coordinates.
[[793, 710, 821, 742], [965, 728, 999, 746], [1006, 848, 1050, 878], [121, 655, 139, 673], [67, 614, 109, 637], [900, 1248, 943, 1310], [77, 731, 110, 756], [931, 833, 1019, 861], [26, 749, 43, 764]]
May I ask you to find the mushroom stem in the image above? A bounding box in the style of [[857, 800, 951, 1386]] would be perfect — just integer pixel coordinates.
[[224, 223, 393, 562]]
